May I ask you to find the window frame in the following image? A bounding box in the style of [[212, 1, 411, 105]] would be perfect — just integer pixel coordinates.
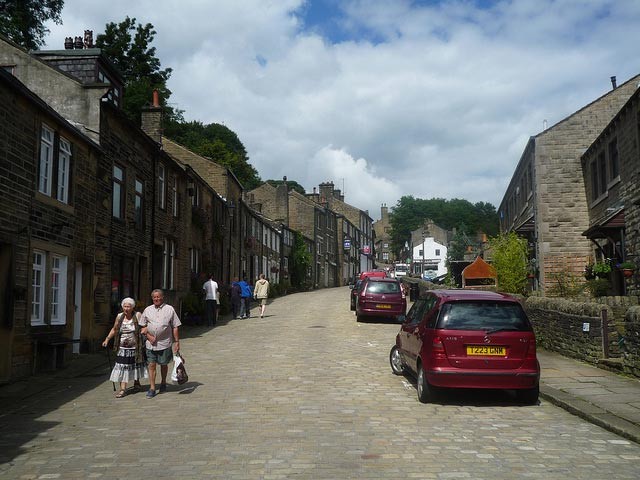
[[112, 164, 125, 219]]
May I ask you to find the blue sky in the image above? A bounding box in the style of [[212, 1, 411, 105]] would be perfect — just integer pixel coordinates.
[[45, 0, 640, 220]]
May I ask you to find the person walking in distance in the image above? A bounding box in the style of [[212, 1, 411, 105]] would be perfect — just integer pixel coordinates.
[[139, 289, 181, 399], [254, 273, 270, 318], [230, 277, 242, 320], [203, 273, 219, 327], [238, 277, 252, 318]]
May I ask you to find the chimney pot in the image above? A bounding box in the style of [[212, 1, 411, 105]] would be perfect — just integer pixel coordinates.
[[611, 76, 617, 89], [152, 89, 160, 107], [64, 37, 73, 49], [83, 30, 93, 48], [74, 36, 83, 49]]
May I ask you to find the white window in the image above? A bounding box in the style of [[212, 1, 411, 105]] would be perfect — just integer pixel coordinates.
[[39, 126, 54, 196], [190, 248, 200, 273], [172, 175, 178, 217], [57, 138, 71, 203], [163, 238, 175, 289], [50, 255, 67, 325], [158, 164, 166, 209], [112, 165, 124, 219], [31, 250, 68, 326], [31, 251, 45, 325]]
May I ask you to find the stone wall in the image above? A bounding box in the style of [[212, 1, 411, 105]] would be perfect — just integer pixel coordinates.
[[623, 307, 640, 377], [525, 296, 611, 364]]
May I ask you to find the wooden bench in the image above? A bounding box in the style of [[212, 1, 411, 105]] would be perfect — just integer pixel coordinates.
[[32, 335, 81, 374]]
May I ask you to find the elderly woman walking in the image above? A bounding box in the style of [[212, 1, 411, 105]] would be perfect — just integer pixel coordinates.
[[102, 297, 148, 398]]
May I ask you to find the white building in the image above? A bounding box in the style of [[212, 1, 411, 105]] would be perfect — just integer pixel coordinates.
[[412, 237, 447, 279]]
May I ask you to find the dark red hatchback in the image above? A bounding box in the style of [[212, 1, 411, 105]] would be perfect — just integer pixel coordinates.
[[390, 289, 540, 404], [356, 277, 406, 322]]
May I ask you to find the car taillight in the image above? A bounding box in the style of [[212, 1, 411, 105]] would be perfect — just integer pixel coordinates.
[[432, 336, 445, 356], [526, 338, 537, 359]]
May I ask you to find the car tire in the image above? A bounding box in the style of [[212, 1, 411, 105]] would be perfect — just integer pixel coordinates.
[[389, 346, 405, 375], [350, 300, 355, 311], [516, 385, 539, 405], [417, 364, 435, 403], [356, 314, 363, 322]]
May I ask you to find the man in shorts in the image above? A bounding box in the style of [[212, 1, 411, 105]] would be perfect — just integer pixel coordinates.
[[139, 289, 181, 398]]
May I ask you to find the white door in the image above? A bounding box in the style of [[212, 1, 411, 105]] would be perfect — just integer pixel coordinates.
[[73, 263, 82, 354]]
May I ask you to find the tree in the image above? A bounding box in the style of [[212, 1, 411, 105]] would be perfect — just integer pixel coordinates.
[[0, 0, 64, 50], [388, 196, 499, 256], [290, 232, 311, 289], [265, 179, 306, 195], [95, 17, 176, 123], [488, 232, 528, 294], [164, 120, 262, 189]]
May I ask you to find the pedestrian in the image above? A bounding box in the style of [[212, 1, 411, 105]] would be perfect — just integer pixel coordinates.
[[102, 297, 147, 398], [230, 277, 242, 319], [139, 289, 181, 399], [253, 273, 270, 318], [203, 273, 219, 327], [238, 277, 252, 318]]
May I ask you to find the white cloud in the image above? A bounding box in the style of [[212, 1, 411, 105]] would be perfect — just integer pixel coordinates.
[[44, 0, 640, 219]]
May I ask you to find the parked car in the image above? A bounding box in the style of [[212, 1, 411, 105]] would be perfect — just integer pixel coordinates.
[[349, 279, 363, 311], [355, 277, 406, 322], [389, 289, 540, 404], [359, 270, 388, 280]]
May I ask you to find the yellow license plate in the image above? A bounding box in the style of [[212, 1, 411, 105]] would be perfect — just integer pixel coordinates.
[[376, 304, 392, 309], [466, 345, 506, 356]]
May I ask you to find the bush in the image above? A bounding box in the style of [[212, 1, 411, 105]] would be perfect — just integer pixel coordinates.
[[585, 278, 610, 297]]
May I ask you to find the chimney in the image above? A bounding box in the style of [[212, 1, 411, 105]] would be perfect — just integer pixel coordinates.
[[64, 37, 74, 49], [276, 176, 290, 226], [141, 89, 163, 144], [83, 30, 94, 48], [73, 36, 83, 49], [611, 76, 617, 89], [381, 204, 388, 221]]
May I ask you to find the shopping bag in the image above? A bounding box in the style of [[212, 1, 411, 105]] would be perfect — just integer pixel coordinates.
[[171, 353, 188, 384]]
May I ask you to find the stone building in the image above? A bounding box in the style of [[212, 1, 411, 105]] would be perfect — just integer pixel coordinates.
[[373, 204, 394, 265], [309, 182, 374, 277], [499, 74, 640, 293], [0, 66, 101, 380], [581, 86, 640, 296]]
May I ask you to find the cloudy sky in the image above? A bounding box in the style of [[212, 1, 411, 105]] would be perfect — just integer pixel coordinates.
[[44, 0, 640, 220]]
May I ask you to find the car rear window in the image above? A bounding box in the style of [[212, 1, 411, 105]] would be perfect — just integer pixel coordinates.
[[436, 301, 532, 332], [366, 282, 400, 294]]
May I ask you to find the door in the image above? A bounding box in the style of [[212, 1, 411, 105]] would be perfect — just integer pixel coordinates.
[[73, 263, 82, 354]]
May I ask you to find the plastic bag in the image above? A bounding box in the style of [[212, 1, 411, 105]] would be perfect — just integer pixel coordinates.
[[171, 353, 188, 384]]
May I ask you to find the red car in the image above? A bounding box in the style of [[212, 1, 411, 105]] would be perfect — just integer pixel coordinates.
[[356, 277, 406, 322], [390, 289, 540, 404]]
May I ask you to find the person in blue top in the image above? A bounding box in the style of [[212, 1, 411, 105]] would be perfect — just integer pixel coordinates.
[[238, 278, 253, 318]]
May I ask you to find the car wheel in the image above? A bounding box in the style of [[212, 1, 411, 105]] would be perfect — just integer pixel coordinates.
[[350, 300, 355, 311], [516, 385, 539, 405], [389, 346, 405, 375], [416, 364, 435, 403], [356, 314, 363, 322]]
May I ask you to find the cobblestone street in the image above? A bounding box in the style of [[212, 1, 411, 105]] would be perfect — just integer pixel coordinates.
[[2, 287, 640, 479]]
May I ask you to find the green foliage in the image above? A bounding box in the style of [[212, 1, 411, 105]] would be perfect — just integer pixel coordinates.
[[546, 272, 584, 298], [290, 232, 311, 289], [265, 179, 306, 195], [585, 278, 610, 297], [164, 120, 261, 189], [95, 17, 177, 124], [389, 196, 499, 256], [488, 232, 528, 294], [618, 261, 635, 270], [447, 224, 470, 262], [592, 261, 611, 277], [0, 0, 63, 50]]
